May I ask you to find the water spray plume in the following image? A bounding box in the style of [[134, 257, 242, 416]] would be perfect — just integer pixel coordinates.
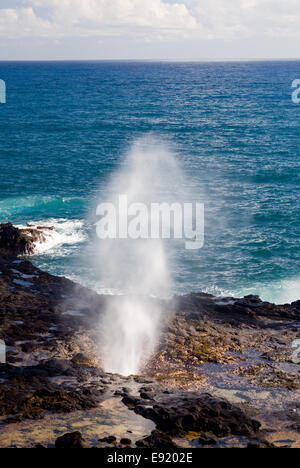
[[96, 135, 185, 376]]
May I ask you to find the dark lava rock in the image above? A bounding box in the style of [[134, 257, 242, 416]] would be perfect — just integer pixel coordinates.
[[123, 393, 261, 439], [71, 353, 93, 368], [0, 241, 299, 447], [120, 438, 132, 445], [140, 392, 153, 400], [55, 431, 89, 449], [198, 432, 218, 446], [0, 223, 45, 255], [134, 377, 154, 384], [0, 385, 100, 422], [122, 395, 140, 407], [247, 440, 276, 449], [136, 430, 176, 448], [99, 436, 117, 444], [42, 359, 72, 376]]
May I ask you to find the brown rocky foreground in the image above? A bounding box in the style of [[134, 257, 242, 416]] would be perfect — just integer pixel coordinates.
[[0, 224, 299, 448]]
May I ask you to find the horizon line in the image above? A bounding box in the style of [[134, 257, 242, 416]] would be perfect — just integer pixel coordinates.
[[1, 58, 300, 63]]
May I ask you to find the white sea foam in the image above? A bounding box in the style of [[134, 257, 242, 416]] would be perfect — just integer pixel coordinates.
[[203, 278, 300, 305], [16, 218, 87, 255], [238, 278, 300, 305]]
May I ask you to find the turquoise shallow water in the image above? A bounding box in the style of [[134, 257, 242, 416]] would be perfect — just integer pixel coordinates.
[[0, 61, 299, 304]]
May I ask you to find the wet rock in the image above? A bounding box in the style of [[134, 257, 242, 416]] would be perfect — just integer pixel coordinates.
[[42, 359, 72, 376], [0, 244, 299, 448], [0, 223, 45, 255], [237, 364, 299, 390], [140, 386, 153, 392], [247, 440, 276, 449], [0, 385, 101, 422], [134, 377, 154, 384], [198, 432, 218, 446], [140, 392, 153, 400], [99, 436, 117, 444], [136, 430, 176, 448], [145, 291, 300, 394], [123, 393, 261, 439], [55, 431, 89, 449], [120, 438, 132, 445], [122, 396, 140, 407], [71, 353, 94, 368]]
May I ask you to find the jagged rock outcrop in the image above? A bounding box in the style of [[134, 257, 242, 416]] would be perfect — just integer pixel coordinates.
[[55, 431, 89, 449], [123, 393, 261, 438], [0, 223, 46, 255]]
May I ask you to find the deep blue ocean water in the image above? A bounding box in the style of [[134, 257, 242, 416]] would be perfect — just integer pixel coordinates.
[[0, 61, 299, 304]]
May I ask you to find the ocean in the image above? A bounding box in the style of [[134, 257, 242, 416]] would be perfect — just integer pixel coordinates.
[[0, 61, 299, 304]]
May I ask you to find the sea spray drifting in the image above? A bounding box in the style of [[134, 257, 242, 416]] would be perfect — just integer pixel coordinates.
[[95, 136, 187, 375]]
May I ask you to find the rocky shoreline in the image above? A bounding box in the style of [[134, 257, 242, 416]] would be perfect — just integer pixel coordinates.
[[0, 224, 299, 448]]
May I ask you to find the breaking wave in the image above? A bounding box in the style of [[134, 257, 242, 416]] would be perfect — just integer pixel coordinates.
[[16, 218, 87, 256]]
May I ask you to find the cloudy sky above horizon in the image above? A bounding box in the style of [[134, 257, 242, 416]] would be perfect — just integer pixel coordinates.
[[0, 0, 300, 60]]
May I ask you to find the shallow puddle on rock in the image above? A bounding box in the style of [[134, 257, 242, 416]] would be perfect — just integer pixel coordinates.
[[0, 397, 155, 448], [212, 388, 271, 404], [268, 432, 300, 448], [175, 433, 300, 449], [195, 348, 300, 448], [174, 435, 253, 449]]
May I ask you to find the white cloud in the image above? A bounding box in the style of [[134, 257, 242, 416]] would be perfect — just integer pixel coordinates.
[[0, 7, 52, 38], [24, 0, 198, 38], [0, 0, 300, 40], [184, 0, 300, 39]]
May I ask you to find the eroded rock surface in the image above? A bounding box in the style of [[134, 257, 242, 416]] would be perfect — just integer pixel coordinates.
[[55, 431, 89, 449], [0, 233, 299, 448], [123, 392, 261, 442]]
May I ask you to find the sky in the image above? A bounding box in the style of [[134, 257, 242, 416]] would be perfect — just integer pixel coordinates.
[[0, 0, 300, 60]]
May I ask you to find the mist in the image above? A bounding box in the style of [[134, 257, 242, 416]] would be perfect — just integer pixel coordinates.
[[95, 135, 186, 376]]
